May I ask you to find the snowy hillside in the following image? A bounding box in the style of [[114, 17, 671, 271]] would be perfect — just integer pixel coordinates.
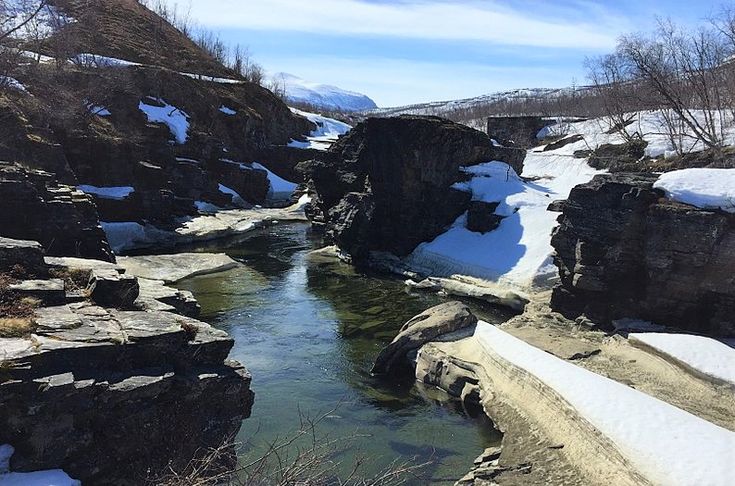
[[367, 87, 588, 119], [274, 73, 377, 112]]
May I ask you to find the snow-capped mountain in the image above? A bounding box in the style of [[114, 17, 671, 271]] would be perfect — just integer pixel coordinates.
[[273, 73, 377, 112]]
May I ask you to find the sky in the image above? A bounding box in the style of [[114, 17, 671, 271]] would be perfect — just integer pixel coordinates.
[[163, 0, 725, 107]]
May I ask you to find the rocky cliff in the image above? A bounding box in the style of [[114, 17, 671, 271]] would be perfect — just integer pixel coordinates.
[[550, 173, 735, 336], [0, 237, 253, 484], [300, 116, 525, 262]]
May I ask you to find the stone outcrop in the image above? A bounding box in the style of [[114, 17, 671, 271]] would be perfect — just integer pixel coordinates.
[[0, 162, 114, 262], [487, 115, 551, 148], [372, 301, 478, 375], [550, 173, 735, 336], [300, 116, 525, 261], [0, 238, 253, 484]]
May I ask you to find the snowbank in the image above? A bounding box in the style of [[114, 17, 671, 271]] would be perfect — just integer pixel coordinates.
[[252, 162, 298, 200], [138, 98, 190, 144], [72, 53, 139, 68], [288, 108, 351, 151], [78, 185, 134, 200], [629, 333, 735, 387], [405, 152, 603, 294], [653, 168, 735, 213], [475, 323, 735, 486], [0, 444, 80, 486]]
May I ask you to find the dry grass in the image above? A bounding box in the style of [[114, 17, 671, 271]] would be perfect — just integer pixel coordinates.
[[0, 317, 36, 338]]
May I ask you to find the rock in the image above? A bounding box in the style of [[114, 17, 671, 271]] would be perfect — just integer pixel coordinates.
[[87, 268, 140, 309], [0, 302, 253, 485], [551, 173, 735, 336], [474, 446, 502, 465], [466, 201, 503, 233], [486, 116, 552, 148], [8, 279, 66, 306], [371, 301, 478, 375], [136, 278, 201, 317], [587, 140, 648, 171], [543, 134, 584, 151], [301, 116, 525, 262], [0, 237, 47, 276], [117, 253, 240, 284], [0, 163, 114, 262]]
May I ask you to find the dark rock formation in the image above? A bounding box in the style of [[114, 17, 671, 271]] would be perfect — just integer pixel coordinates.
[[543, 134, 584, 152], [301, 116, 525, 261], [550, 173, 735, 336], [0, 237, 48, 276], [0, 162, 114, 262], [467, 201, 503, 233], [587, 140, 648, 171], [486, 116, 551, 148], [372, 301, 478, 375], [88, 267, 140, 309], [0, 238, 253, 484]]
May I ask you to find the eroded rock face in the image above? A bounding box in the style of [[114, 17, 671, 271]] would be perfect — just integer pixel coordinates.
[[550, 173, 735, 336], [372, 301, 478, 375], [301, 116, 525, 261], [0, 240, 253, 485], [0, 162, 114, 262]]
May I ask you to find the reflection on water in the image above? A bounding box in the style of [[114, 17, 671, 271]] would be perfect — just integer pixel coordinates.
[[177, 223, 510, 483]]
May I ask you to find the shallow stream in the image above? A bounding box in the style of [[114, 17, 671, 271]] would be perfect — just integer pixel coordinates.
[[177, 223, 511, 483]]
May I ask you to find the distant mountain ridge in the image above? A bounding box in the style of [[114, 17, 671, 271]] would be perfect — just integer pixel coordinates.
[[275, 73, 378, 112]]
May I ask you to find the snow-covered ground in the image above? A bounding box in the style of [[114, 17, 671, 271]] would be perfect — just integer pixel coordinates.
[[288, 108, 351, 151], [474, 322, 735, 486], [0, 77, 27, 92], [274, 73, 377, 112], [78, 185, 134, 200], [71, 53, 140, 68], [138, 98, 190, 144], [629, 333, 735, 387], [405, 150, 603, 297], [654, 168, 735, 213], [0, 444, 80, 486], [538, 110, 735, 159]]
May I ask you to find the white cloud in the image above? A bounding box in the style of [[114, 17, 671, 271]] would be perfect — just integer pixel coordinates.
[[171, 0, 623, 49]]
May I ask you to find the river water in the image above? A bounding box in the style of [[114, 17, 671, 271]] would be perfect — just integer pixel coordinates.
[[177, 223, 510, 483]]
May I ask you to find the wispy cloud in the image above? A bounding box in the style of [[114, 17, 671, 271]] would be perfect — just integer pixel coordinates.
[[172, 0, 624, 49]]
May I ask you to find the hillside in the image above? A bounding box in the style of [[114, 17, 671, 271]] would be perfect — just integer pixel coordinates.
[[45, 0, 235, 78]]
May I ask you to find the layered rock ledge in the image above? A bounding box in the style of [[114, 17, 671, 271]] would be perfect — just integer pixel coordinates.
[[0, 238, 253, 485]]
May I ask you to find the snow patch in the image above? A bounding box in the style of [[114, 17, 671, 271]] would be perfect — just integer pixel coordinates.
[[219, 105, 237, 115], [78, 185, 134, 200], [252, 162, 298, 200], [288, 108, 351, 151], [0, 444, 80, 486], [475, 323, 735, 486], [72, 53, 139, 68], [629, 333, 735, 387], [406, 153, 603, 293], [139, 98, 190, 144], [653, 168, 735, 213], [0, 77, 27, 92], [194, 201, 221, 214]]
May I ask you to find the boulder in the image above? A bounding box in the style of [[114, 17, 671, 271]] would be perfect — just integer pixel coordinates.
[[371, 301, 478, 375], [301, 116, 525, 262], [0, 237, 47, 276], [551, 173, 735, 336], [467, 201, 503, 233], [87, 268, 140, 309], [487, 115, 551, 148]]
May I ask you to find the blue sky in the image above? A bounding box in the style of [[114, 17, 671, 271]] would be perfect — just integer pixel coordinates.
[[167, 0, 724, 107]]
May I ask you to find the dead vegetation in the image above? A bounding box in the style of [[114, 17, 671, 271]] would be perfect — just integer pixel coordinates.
[[151, 407, 430, 486]]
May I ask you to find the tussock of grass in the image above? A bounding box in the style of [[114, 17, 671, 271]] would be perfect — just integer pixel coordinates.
[[0, 317, 36, 338]]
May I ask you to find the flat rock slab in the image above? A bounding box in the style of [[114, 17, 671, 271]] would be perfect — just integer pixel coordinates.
[[117, 253, 240, 284], [9, 279, 66, 305]]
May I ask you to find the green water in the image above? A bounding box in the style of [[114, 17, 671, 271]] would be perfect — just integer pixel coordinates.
[[177, 223, 510, 483]]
